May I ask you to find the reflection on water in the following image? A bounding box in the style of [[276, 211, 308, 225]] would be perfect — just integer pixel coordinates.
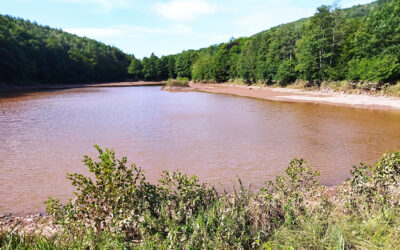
[[1, 86, 400, 214]]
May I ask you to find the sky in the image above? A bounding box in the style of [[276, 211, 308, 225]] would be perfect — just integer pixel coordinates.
[[1, 0, 374, 58]]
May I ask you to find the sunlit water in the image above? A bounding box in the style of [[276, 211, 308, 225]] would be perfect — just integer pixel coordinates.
[[1, 86, 400, 214]]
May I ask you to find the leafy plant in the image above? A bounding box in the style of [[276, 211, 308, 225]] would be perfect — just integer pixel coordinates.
[[166, 77, 190, 87], [46, 145, 160, 239]]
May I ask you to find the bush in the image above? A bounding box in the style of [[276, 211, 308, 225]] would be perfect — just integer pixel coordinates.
[[347, 55, 400, 83], [46, 146, 217, 246], [344, 152, 400, 212], [166, 77, 190, 87], [24, 148, 399, 248], [276, 59, 297, 85], [46, 145, 161, 239]]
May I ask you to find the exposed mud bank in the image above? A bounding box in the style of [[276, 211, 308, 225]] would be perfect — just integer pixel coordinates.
[[190, 83, 400, 111]]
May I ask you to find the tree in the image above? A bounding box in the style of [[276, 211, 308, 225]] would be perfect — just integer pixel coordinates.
[[0, 15, 132, 84], [142, 53, 159, 80], [238, 38, 258, 83], [192, 52, 212, 81], [296, 6, 334, 82], [175, 50, 198, 79], [211, 44, 230, 82], [127, 57, 143, 80], [166, 55, 176, 79]]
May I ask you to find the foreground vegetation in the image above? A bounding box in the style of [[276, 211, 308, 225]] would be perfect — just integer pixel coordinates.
[[2, 146, 400, 249]]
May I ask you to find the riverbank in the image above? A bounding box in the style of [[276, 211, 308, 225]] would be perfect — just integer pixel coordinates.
[[0, 213, 58, 238], [0, 81, 166, 93], [190, 83, 400, 111], [3, 81, 400, 111]]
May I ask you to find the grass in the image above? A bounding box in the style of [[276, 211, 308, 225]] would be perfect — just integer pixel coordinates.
[[224, 79, 400, 97], [384, 81, 400, 97], [2, 149, 400, 249], [283, 80, 400, 97], [166, 77, 190, 87], [269, 208, 400, 249]]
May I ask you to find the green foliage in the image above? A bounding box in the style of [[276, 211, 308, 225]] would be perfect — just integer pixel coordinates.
[[296, 6, 336, 82], [192, 53, 212, 81], [46, 145, 160, 239], [209, 40, 243, 82], [3, 0, 399, 86], [0, 231, 56, 249], [3, 148, 400, 248], [0, 15, 132, 84], [347, 55, 400, 82], [142, 53, 160, 81], [171, 0, 400, 86], [0, 230, 128, 249], [174, 50, 198, 79], [127, 57, 143, 80], [276, 59, 296, 84], [211, 45, 230, 82], [345, 152, 400, 212], [166, 77, 190, 87]]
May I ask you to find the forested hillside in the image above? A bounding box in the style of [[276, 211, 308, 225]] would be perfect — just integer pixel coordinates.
[[1, 0, 399, 86], [0, 15, 132, 84], [130, 0, 399, 85]]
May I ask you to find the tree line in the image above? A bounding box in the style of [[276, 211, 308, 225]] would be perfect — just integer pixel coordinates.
[[129, 0, 399, 85], [1, 0, 399, 85], [0, 15, 131, 83]]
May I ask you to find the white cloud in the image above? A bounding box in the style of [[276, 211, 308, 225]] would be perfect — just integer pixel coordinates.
[[17, 0, 131, 12], [340, 0, 374, 8], [90, 0, 130, 11], [228, 0, 315, 35], [65, 24, 193, 39], [153, 0, 215, 21]]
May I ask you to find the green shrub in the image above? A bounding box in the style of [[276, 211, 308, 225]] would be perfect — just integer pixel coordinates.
[[133, 170, 217, 246], [345, 152, 400, 212], [46, 145, 161, 239], [0, 232, 56, 249], [347, 55, 400, 83], [29, 149, 400, 248], [276, 59, 297, 85], [46, 146, 217, 246], [166, 77, 190, 87]]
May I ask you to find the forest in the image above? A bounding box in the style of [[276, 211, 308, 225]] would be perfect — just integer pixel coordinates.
[[129, 0, 400, 85], [0, 15, 131, 83], [0, 0, 399, 86]]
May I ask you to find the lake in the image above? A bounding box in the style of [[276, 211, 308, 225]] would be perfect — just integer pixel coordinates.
[[1, 86, 400, 214]]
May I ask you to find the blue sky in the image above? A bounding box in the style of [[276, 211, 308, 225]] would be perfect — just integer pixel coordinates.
[[1, 0, 373, 58]]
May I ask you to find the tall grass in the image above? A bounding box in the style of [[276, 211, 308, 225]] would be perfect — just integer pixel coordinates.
[[166, 77, 190, 87]]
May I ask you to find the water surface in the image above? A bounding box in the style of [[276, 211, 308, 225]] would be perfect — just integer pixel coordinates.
[[1, 86, 400, 214]]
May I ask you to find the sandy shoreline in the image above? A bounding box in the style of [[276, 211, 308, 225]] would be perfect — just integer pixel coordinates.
[[2, 81, 400, 111], [190, 83, 400, 111]]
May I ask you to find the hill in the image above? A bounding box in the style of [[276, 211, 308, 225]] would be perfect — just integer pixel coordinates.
[[1, 0, 399, 87], [132, 0, 399, 86], [0, 15, 132, 84]]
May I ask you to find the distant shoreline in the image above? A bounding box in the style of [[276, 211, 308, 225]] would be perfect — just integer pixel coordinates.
[[190, 83, 400, 111], [2, 81, 400, 111], [0, 81, 166, 93]]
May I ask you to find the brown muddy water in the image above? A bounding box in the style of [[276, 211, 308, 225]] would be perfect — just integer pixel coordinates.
[[1, 86, 400, 215]]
